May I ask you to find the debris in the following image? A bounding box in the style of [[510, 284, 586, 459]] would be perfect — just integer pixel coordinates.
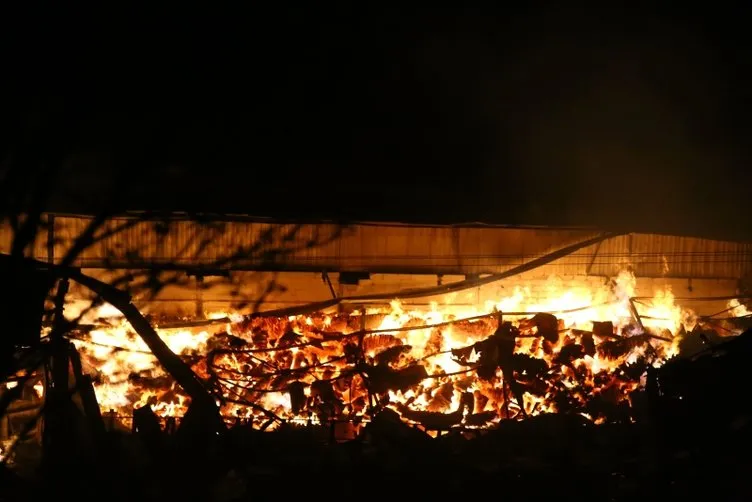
[[592, 321, 615, 339], [288, 381, 306, 414], [598, 333, 651, 360], [531, 313, 560, 342], [395, 392, 473, 430], [361, 363, 429, 394], [373, 345, 411, 366], [651, 329, 752, 432]]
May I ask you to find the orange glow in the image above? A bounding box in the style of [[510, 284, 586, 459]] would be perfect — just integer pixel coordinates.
[[68, 270, 727, 430]]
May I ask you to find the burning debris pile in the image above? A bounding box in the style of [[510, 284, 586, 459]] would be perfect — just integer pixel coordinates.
[[3, 269, 752, 501], [66, 270, 745, 432]]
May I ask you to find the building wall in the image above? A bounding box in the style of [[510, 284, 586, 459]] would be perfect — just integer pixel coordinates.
[[2, 213, 750, 279], [1, 213, 746, 319]]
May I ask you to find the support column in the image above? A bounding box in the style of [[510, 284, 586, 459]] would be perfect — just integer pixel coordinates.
[[195, 275, 205, 319]]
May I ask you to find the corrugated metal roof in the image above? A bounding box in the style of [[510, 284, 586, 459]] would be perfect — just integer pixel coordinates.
[[1, 213, 750, 279]]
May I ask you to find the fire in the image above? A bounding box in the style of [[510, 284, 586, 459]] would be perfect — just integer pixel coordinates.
[[71, 320, 210, 416], [67, 270, 721, 430], [728, 298, 750, 318]]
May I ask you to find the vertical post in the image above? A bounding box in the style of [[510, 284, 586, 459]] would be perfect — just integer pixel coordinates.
[[51, 279, 70, 399], [46, 214, 55, 264], [359, 309, 367, 331], [44, 278, 72, 473], [195, 274, 205, 319], [358, 311, 375, 412]]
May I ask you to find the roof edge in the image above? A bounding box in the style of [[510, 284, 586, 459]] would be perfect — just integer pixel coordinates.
[[40, 210, 602, 232]]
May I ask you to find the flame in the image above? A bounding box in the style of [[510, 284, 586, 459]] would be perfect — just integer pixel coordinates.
[[69, 270, 719, 429], [72, 316, 210, 415], [64, 300, 123, 323], [728, 298, 750, 318]]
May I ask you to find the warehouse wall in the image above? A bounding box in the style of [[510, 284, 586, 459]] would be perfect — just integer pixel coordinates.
[[3, 213, 751, 280], [1, 213, 747, 320]]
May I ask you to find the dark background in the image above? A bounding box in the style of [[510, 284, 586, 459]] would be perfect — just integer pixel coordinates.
[[1, 5, 750, 238]]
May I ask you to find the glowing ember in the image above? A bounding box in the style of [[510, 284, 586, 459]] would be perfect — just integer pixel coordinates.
[[66, 270, 736, 430]]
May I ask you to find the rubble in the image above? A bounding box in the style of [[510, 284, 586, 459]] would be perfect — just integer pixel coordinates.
[[3, 259, 752, 500], [4, 324, 752, 500]]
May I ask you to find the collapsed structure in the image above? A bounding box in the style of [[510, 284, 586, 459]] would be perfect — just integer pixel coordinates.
[[1, 212, 752, 448]]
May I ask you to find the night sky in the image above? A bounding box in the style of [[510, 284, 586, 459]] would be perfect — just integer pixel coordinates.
[[1, 6, 750, 239]]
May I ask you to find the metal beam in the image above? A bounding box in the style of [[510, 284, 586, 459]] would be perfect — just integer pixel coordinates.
[[29, 259, 746, 282]]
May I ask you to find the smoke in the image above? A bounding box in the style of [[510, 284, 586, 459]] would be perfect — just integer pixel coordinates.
[[408, 7, 742, 234]]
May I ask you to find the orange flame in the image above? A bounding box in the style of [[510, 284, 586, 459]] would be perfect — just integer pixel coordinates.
[[70, 270, 715, 430]]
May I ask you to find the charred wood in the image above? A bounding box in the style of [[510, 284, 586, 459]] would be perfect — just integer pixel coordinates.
[[395, 392, 473, 430], [360, 362, 429, 394]]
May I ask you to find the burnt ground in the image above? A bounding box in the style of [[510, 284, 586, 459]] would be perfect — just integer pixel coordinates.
[[3, 409, 752, 502]]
